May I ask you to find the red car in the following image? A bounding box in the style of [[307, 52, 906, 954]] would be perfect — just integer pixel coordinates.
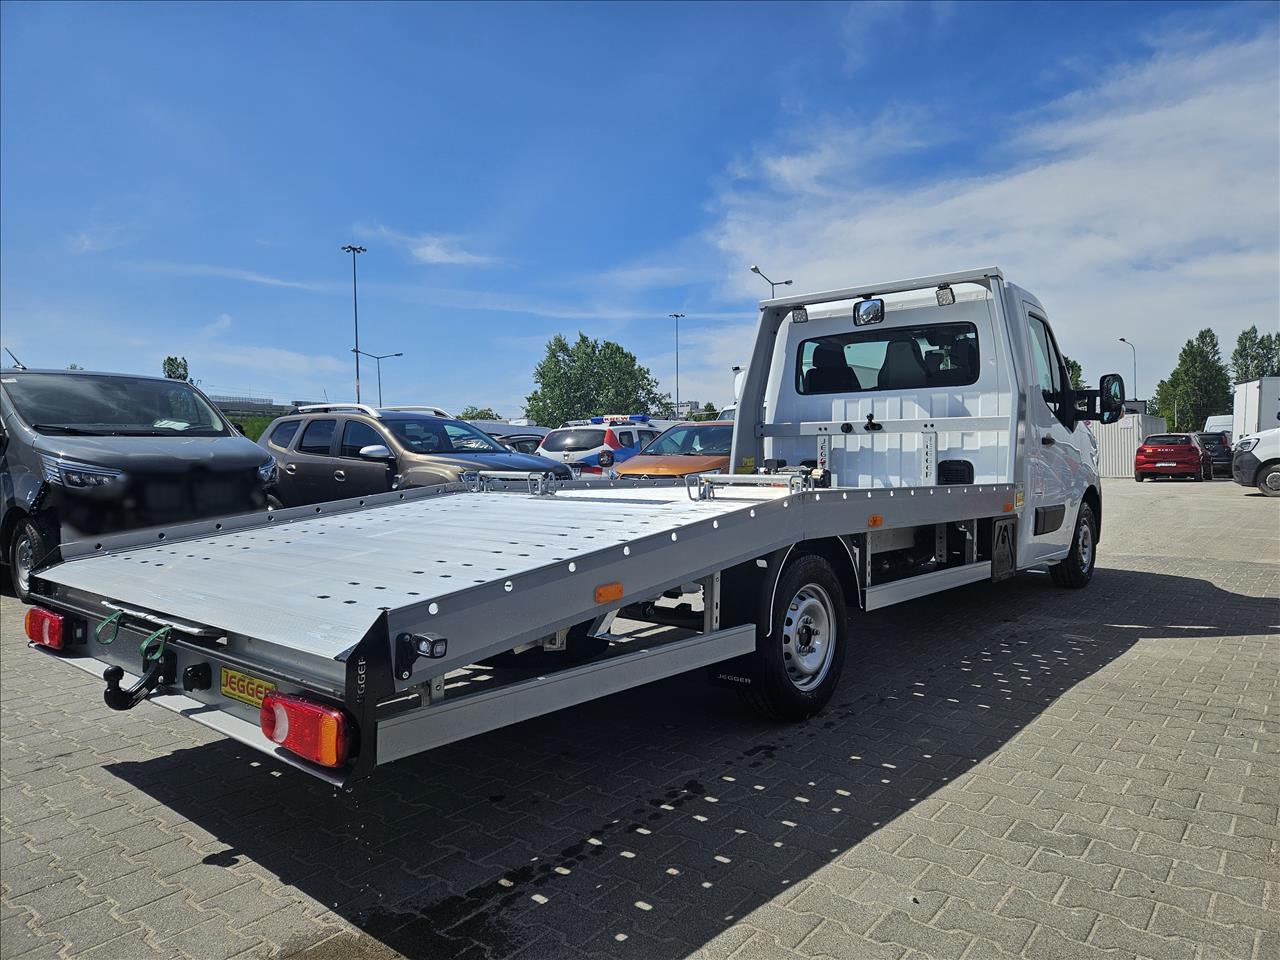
[[1134, 433, 1214, 482]]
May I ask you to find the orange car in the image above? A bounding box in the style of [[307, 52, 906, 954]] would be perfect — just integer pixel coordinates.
[[615, 421, 733, 478]]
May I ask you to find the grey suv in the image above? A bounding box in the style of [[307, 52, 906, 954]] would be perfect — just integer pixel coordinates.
[[260, 405, 571, 507], [0, 369, 279, 600]]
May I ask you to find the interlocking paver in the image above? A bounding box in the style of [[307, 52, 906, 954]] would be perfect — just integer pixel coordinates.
[[2, 479, 1276, 959]]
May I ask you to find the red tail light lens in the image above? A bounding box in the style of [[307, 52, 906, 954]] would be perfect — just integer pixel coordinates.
[[578, 465, 603, 475], [25, 607, 65, 650], [260, 692, 351, 768]]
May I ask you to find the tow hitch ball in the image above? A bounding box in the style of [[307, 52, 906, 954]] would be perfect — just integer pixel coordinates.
[[103, 651, 176, 711]]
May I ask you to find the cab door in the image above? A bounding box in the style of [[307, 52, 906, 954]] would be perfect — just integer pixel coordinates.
[[335, 418, 397, 497], [1022, 308, 1084, 565]]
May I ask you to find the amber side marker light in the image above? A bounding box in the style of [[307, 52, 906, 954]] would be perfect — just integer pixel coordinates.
[[1003, 502, 1014, 513], [594, 582, 624, 604], [867, 515, 884, 528], [25, 607, 65, 650], [260, 692, 351, 768]]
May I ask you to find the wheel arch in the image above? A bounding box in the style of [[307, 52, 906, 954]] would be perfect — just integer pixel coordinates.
[[1082, 484, 1102, 543]]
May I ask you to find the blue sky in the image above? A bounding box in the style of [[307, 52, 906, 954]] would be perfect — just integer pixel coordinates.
[[2, 1, 1277, 416]]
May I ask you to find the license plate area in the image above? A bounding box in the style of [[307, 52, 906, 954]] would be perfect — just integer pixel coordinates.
[[220, 667, 276, 708], [1156, 461, 1176, 467]]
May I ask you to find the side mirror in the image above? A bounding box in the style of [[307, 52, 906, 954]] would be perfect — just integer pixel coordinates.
[[854, 298, 885, 327], [598, 449, 615, 468], [1098, 373, 1125, 424], [359, 444, 393, 460]]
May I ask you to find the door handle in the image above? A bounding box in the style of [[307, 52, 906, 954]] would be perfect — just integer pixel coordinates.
[[334, 469, 346, 481], [284, 464, 297, 474], [1041, 436, 1056, 446]]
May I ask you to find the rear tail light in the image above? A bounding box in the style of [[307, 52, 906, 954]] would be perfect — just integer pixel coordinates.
[[25, 607, 65, 650], [577, 464, 603, 475], [260, 692, 351, 768]]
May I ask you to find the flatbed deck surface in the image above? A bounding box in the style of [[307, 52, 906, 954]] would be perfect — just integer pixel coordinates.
[[40, 487, 782, 660]]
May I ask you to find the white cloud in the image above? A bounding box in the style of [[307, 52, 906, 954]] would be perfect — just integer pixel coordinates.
[[137, 262, 322, 291], [204, 313, 233, 336], [706, 27, 1280, 398], [68, 225, 127, 254], [363, 225, 497, 265]]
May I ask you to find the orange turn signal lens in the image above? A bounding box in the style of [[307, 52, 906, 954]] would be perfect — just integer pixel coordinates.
[[867, 515, 884, 528], [594, 582, 624, 604], [1003, 502, 1014, 513]]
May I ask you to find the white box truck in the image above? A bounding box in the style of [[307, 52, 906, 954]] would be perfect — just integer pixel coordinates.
[[1233, 377, 1280, 440], [20, 267, 1126, 787]]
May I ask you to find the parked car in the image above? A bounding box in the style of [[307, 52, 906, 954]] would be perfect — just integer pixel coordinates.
[[260, 404, 571, 507], [0, 369, 279, 599], [535, 415, 666, 475], [1231, 427, 1280, 497], [615, 421, 733, 478], [1196, 432, 1233, 477], [1133, 433, 1213, 482], [468, 421, 550, 455]]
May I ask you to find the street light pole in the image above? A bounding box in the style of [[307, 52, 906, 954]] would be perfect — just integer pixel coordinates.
[[351, 349, 403, 407], [1118, 337, 1137, 399], [669, 313, 685, 412], [342, 245, 367, 401], [750, 264, 792, 299]]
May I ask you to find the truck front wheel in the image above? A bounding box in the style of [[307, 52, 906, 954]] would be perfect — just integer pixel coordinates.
[[741, 554, 848, 721], [1257, 464, 1280, 497], [1050, 502, 1097, 589]]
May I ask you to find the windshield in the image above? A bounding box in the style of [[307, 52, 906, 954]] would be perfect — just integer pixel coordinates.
[[640, 423, 733, 456], [385, 418, 506, 454], [2, 373, 230, 436], [1145, 435, 1191, 445], [540, 429, 605, 452]]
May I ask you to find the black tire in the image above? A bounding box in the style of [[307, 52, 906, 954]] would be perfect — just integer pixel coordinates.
[[8, 518, 51, 603], [1191, 468, 1203, 482], [740, 554, 847, 721], [1050, 501, 1097, 589], [1258, 464, 1280, 498], [1133, 471, 1143, 482], [481, 621, 610, 670]]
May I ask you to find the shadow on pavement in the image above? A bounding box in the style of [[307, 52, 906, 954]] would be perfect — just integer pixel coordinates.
[[102, 567, 1277, 960]]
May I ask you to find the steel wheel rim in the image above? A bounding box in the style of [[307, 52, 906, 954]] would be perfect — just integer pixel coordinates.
[[1266, 472, 1280, 493], [782, 582, 836, 692], [14, 533, 33, 595], [1078, 519, 1093, 572]]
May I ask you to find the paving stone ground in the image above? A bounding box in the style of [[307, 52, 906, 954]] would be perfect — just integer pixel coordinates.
[[1, 478, 1277, 960]]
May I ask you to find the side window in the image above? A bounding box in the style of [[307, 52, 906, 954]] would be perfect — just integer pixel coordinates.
[[616, 429, 636, 447], [298, 419, 336, 455], [1028, 315, 1067, 421], [340, 420, 383, 457], [267, 420, 301, 450]]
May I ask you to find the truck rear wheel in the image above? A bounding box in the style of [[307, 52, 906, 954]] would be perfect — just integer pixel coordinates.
[[1050, 502, 1096, 589], [741, 554, 847, 721]]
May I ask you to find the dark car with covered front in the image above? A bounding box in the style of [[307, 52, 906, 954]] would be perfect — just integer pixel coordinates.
[[0, 369, 279, 600]]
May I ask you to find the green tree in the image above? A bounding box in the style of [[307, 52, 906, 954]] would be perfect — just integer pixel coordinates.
[[1062, 354, 1087, 390], [1230, 325, 1280, 382], [162, 356, 190, 381], [457, 405, 502, 421], [524, 333, 668, 426], [1150, 329, 1231, 431], [700, 402, 718, 421], [67, 362, 84, 370]]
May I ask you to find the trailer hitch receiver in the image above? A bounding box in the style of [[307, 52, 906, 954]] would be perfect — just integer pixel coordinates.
[[103, 650, 176, 711]]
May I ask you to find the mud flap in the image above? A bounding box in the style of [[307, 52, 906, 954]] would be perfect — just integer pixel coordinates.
[[991, 516, 1017, 582]]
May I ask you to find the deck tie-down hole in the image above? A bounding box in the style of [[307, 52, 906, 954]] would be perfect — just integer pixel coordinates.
[[316, 595, 330, 599], [343, 600, 357, 605]]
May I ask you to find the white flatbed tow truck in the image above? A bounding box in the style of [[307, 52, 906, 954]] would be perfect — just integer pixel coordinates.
[[23, 267, 1126, 787]]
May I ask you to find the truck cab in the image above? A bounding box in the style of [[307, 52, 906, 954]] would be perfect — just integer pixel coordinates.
[[734, 268, 1121, 573]]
